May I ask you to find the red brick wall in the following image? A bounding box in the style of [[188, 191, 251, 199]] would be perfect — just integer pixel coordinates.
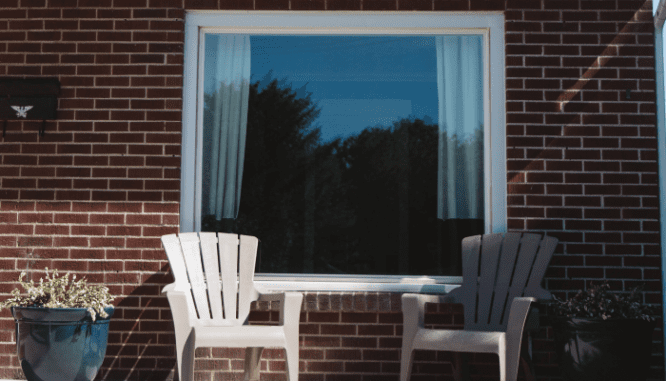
[[0, 0, 662, 380], [507, 1, 663, 378], [0, 0, 183, 379]]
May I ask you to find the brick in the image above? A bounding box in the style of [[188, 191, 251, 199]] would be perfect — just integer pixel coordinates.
[[127, 191, 161, 201], [325, 349, 362, 360], [567, 267, 604, 278], [622, 184, 658, 196], [0, 212, 19, 223], [565, 173, 601, 184], [525, 172, 563, 183], [526, 219, 563, 230], [62, 8, 96, 18], [585, 231, 623, 243], [142, 226, 176, 237], [90, 213, 124, 224], [73, 179, 108, 189], [129, 55, 165, 65], [71, 225, 105, 236], [113, 43, 148, 53], [114, 0, 148, 6], [507, 195, 525, 206], [3, 155, 37, 165], [565, 219, 601, 231], [302, 336, 341, 348], [525, 195, 562, 206], [546, 207, 581, 219], [507, 183, 544, 195], [307, 361, 344, 372], [545, 160, 582, 171], [92, 191, 127, 201], [18, 236, 53, 247], [9, 20, 43, 30], [37, 179, 72, 189], [602, 173, 639, 184], [605, 268, 643, 279], [585, 185, 621, 195], [320, 324, 355, 336], [624, 257, 660, 267], [342, 337, 377, 348]]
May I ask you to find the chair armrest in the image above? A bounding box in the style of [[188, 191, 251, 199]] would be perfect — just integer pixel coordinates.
[[162, 282, 177, 294], [162, 282, 195, 328], [281, 292, 303, 325], [504, 297, 536, 379], [162, 282, 191, 294], [506, 297, 536, 339]]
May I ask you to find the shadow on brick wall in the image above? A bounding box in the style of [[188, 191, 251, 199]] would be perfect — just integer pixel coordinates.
[[99, 266, 176, 381]]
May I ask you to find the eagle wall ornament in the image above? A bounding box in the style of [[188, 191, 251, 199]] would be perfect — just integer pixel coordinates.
[[10, 105, 33, 118]]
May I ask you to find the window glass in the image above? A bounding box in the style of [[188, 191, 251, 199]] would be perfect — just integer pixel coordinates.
[[200, 34, 485, 276]]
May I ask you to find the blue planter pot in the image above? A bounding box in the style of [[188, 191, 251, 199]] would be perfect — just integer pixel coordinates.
[[11, 306, 114, 381]]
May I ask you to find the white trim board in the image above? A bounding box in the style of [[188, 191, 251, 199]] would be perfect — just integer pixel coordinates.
[[179, 11, 507, 290], [652, 15, 666, 381]]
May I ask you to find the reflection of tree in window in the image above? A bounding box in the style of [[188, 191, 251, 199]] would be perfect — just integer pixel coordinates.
[[202, 79, 483, 276]]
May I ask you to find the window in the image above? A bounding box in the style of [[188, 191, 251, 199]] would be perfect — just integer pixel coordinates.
[[181, 12, 506, 288]]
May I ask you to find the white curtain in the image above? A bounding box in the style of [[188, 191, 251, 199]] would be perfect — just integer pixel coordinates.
[[436, 35, 484, 220], [204, 35, 251, 220]]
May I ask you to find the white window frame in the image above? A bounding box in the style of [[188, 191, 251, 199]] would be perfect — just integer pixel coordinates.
[[180, 11, 506, 292]]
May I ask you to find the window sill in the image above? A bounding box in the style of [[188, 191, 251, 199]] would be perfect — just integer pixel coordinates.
[[254, 274, 463, 293]]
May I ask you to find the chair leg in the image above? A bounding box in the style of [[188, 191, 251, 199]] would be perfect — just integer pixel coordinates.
[[284, 341, 299, 381], [499, 350, 507, 381], [243, 347, 264, 381], [520, 335, 536, 381], [520, 356, 535, 381], [501, 336, 523, 381], [399, 348, 414, 381], [452, 352, 471, 381], [175, 329, 196, 381]]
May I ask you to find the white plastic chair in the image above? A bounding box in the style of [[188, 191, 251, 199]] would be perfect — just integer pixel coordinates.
[[161, 232, 303, 381], [400, 232, 558, 381]]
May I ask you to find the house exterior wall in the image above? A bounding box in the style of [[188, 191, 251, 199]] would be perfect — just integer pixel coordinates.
[[0, 1, 662, 381]]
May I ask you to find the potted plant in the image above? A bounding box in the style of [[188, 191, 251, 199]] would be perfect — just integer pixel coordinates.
[[549, 280, 658, 381], [0, 268, 115, 381]]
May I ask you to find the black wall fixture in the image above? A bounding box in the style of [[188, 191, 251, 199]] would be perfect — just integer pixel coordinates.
[[0, 78, 60, 137]]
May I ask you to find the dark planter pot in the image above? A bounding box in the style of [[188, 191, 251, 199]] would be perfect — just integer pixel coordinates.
[[551, 317, 655, 381], [11, 306, 114, 381]]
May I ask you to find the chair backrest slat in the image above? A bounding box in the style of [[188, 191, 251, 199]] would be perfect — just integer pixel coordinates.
[[218, 233, 240, 320], [238, 234, 259, 322], [489, 233, 522, 328], [460, 235, 481, 330], [502, 233, 542, 327], [476, 233, 503, 326], [179, 233, 212, 321], [162, 234, 190, 291], [200, 232, 224, 321], [457, 232, 557, 331], [525, 236, 558, 300]]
